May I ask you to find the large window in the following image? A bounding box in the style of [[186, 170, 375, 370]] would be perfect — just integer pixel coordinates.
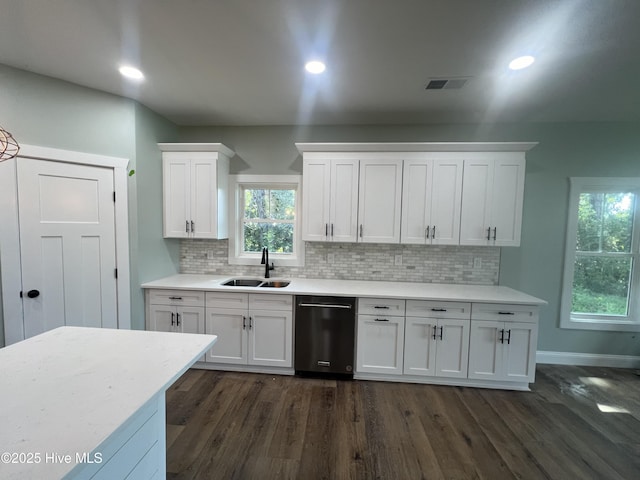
[[561, 178, 640, 331], [229, 175, 304, 267]]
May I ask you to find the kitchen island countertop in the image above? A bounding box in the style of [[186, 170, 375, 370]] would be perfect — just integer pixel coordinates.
[[0, 326, 217, 479]]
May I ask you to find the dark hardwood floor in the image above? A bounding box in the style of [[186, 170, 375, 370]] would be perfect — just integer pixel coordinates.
[[166, 366, 640, 479]]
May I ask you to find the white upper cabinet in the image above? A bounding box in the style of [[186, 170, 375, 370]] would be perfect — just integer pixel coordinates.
[[401, 156, 463, 245], [460, 153, 526, 247], [159, 143, 234, 239], [297, 143, 535, 246], [301, 157, 359, 242], [358, 159, 403, 243]]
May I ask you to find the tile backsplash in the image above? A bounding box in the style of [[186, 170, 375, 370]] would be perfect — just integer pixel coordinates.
[[180, 240, 500, 285]]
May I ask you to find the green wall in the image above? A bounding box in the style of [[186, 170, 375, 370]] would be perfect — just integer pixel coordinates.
[[2, 64, 639, 357]]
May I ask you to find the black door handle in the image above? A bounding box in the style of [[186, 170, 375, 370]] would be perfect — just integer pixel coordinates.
[[27, 290, 40, 298]]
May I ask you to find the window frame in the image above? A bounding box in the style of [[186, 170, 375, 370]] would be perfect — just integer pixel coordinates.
[[560, 177, 640, 331], [228, 174, 304, 267]]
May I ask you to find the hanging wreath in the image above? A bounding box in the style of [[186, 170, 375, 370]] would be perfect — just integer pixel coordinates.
[[0, 125, 20, 161]]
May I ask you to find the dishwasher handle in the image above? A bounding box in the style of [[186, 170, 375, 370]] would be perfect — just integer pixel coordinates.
[[298, 303, 353, 309]]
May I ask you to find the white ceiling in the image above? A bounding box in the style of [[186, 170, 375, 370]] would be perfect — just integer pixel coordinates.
[[1, 0, 639, 126]]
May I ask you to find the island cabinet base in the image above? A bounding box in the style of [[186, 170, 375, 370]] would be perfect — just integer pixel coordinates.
[[354, 372, 531, 391], [70, 394, 166, 479]]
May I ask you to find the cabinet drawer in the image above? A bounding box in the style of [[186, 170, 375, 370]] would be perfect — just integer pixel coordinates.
[[206, 292, 249, 309], [358, 298, 405, 316], [471, 303, 539, 323], [249, 294, 293, 311], [148, 289, 204, 307], [406, 300, 471, 319]]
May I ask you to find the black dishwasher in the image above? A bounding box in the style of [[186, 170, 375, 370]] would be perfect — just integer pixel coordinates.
[[295, 295, 356, 378]]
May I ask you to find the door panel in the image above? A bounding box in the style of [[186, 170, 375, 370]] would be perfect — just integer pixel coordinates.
[[460, 160, 492, 245], [248, 310, 293, 367], [503, 322, 537, 382], [468, 320, 502, 380], [401, 160, 432, 244], [436, 319, 470, 378], [430, 159, 463, 245], [18, 159, 118, 338], [302, 159, 331, 241], [358, 160, 402, 243], [330, 159, 359, 242], [403, 317, 436, 376], [205, 309, 247, 364]]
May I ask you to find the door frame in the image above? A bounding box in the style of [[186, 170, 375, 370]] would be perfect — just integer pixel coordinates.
[[0, 144, 131, 345]]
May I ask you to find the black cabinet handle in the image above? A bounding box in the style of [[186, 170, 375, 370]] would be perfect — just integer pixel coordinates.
[[487, 227, 491, 240], [186, 220, 190, 233], [498, 311, 515, 315], [499, 329, 505, 344], [169, 296, 183, 300], [171, 312, 175, 326], [493, 227, 497, 240], [374, 318, 389, 322], [373, 306, 390, 309], [331, 224, 334, 237], [439, 326, 444, 340], [325, 224, 328, 236], [191, 220, 195, 233], [249, 317, 253, 329], [432, 226, 436, 239], [425, 227, 430, 239], [27, 289, 40, 298], [431, 308, 447, 312], [176, 313, 181, 327], [506, 329, 511, 345], [432, 325, 437, 339], [242, 316, 246, 330], [360, 224, 363, 238]]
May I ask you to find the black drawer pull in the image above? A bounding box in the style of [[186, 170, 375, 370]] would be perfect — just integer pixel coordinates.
[[169, 296, 183, 300], [498, 311, 515, 315], [431, 308, 447, 312], [374, 318, 389, 322], [373, 306, 390, 309]]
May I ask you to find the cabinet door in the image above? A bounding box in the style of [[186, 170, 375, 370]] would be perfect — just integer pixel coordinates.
[[190, 157, 217, 239], [468, 320, 503, 380], [358, 159, 403, 243], [430, 159, 463, 245], [435, 318, 470, 378], [490, 157, 525, 247], [205, 308, 248, 364], [403, 317, 437, 376], [149, 305, 176, 333], [176, 306, 205, 334], [248, 309, 293, 367], [330, 159, 359, 242], [302, 159, 331, 241], [503, 322, 538, 382], [401, 159, 432, 244], [459, 158, 493, 246], [356, 315, 404, 375], [163, 158, 190, 238]]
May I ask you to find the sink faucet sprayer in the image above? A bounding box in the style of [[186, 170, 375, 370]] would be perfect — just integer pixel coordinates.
[[261, 247, 275, 278]]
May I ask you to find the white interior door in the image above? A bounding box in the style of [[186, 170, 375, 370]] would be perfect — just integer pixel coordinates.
[[17, 159, 118, 338]]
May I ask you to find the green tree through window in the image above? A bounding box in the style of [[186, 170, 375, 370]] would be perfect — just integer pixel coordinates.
[[571, 192, 635, 315], [242, 188, 295, 254]]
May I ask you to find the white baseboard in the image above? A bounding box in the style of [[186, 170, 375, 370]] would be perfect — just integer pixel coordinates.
[[537, 350, 640, 368]]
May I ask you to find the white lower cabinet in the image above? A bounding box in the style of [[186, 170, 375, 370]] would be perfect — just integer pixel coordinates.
[[468, 303, 539, 383], [146, 289, 207, 360], [356, 298, 406, 375], [356, 315, 405, 374], [404, 318, 470, 379], [149, 304, 205, 335], [403, 301, 470, 379], [205, 293, 293, 368]]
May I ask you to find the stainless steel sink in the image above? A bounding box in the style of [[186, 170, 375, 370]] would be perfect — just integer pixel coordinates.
[[259, 280, 290, 288], [221, 278, 290, 288], [222, 278, 264, 287]]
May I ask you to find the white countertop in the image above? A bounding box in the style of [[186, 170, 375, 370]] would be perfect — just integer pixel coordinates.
[[141, 274, 546, 305], [0, 326, 217, 480]]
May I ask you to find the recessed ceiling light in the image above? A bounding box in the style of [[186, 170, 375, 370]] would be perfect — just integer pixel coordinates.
[[508, 55, 535, 71], [119, 65, 144, 80], [305, 61, 326, 74]]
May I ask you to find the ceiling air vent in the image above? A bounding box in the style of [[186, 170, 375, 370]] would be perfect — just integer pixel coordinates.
[[425, 77, 471, 90]]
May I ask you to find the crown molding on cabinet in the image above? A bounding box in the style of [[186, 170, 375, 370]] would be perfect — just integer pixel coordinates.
[[158, 143, 235, 157], [295, 142, 538, 153]]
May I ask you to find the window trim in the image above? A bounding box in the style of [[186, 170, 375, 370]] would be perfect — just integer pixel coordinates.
[[560, 177, 640, 331], [228, 174, 304, 267]]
